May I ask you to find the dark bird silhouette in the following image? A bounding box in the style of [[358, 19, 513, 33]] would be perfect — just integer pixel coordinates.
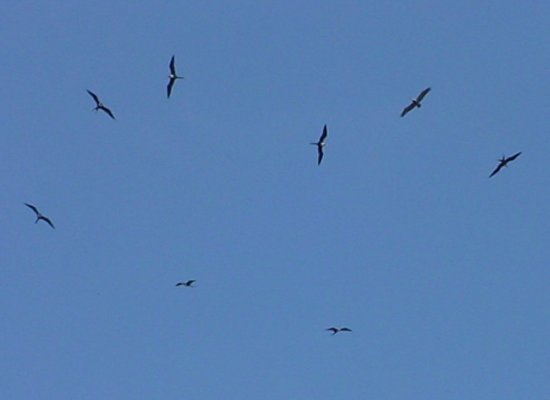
[[400, 87, 431, 117], [325, 327, 352, 335], [87, 90, 116, 120], [167, 55, 184, 98], [175, 280, 196, 287], [489, 152, 522, 178], [310, 124, 328, 165], [24, 203, 55, 229]]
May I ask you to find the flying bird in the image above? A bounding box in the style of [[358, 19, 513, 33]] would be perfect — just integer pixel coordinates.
[[310, 124, 328, 165], [400, 87, 431, 117], [167, 55, 184, 98], [175, 280, 196, 287], [87, 90, 116, 120], [489, 152, 522, 178], [24, 203, 55, 229], [325, 327, 352, 335]]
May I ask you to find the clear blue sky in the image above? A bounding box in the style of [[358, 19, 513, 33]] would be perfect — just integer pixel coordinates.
[[1, 2, 548, 399]]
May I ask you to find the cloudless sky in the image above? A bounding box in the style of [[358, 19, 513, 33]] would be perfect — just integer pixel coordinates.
[[1, 2, 548, 399]]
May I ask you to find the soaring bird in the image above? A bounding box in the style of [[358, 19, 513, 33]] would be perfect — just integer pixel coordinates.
[[325, 327, 352, 335], [310, 124, 328, 165], [489, 152, 522, 178], [175, 280, 196, 287], [400, 87, 431, 117], [87, 90, 116, 120], [167, 55, 184, 98], [24, 203, 55, 229]]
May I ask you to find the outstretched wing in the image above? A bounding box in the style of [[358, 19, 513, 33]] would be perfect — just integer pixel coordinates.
[[507, 152, 522, 162], [86, 89, 100, 105], [167, 78, 175, 98], [340, 327, 352, 332], [186, 280, 196, 286], [317, 146, 324, 165], [489, 162, 504, 178], [416, 87, 431, 102], [40, 216, 55, 229], [169, 55, 176, 75], [319, 124, 328, 143], [325, 327, 338, 334], [400, 102, 415, 117], [100, 106, 116, 120], [24, 203, 40, 216]]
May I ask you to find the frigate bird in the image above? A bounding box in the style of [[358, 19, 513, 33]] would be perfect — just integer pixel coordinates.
[[325, 327, 352, 335], [400, 87, 431, 117], [24, 203, 55, 229], [167, 55, 184, 98], [175, 280, 196, 287], [310, 124, 328, 165], [87, 90, 116, 120], [489, 152, 522, 178]]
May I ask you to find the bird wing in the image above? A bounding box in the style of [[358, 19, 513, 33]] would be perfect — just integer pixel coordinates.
[[401, 102, 415, 117], [319, 124, 328, 143], [317, 146, 324, 165], [186, 280, 196, 286], [507, 152, 522, 162], [340, 327, 352, 332], [416, 87, 431, 102], [24, 203, 40, 216], [41, 216, 55, 229], [175, 282, 184, 286], [100, 106, 116, 120], [169, 55, 176, 75], [87, 90, 100, 105], [167, 78, 175, 98], [489, 162, 504, 178], [325, 327, 338, 332]]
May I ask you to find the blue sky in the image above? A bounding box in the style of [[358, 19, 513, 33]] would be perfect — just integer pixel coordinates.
[[1, 2, 548, 399]]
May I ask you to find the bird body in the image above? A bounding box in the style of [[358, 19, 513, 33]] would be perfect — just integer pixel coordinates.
[[176, 280, 196, 287], [325, 327, 352, 335], [24, 203, 55, 229], [489, 152, 522, 177], [310, 124, 328, 165], [167, 55, 184, 98], [401, 87, 431, 117], [87, 90, 116, 120]]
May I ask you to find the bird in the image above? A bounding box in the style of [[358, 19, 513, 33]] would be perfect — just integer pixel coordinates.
[[489, 152, 522, 178], [87, 90, 116, 120], [400, 87, 431, 117], [167, 55, 184, 98], [310, 124, 328, 165], [325, 327, 352, 335], [24, 203, 55, 229], [175, 280, 196, 287]]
